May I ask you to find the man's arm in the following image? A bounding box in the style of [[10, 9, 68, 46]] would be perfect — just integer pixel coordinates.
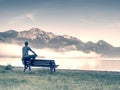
[[29, 47, 37, 56]]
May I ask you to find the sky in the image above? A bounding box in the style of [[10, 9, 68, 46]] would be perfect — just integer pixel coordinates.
[[0, 0, 120, 47]]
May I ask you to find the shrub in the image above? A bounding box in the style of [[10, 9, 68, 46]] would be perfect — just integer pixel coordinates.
[[4, 64, 13, 71]]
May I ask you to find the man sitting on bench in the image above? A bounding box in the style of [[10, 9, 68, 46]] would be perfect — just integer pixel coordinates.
[[22, 41, 37, 72]]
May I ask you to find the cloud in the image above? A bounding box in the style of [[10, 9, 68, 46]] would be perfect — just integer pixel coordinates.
[[0, 43, 22, 57], [8, 13, 35, 25], [25, 13, 35, 21], [35, 49, 101, 59], [0, 43, 101, 58]]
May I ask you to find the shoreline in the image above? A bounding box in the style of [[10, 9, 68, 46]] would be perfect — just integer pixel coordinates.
[[12, 65, 120, 75], [0, 65, 120, 73]]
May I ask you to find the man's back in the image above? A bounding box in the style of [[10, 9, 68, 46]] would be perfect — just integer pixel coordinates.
[[22, 46, 30, 58]]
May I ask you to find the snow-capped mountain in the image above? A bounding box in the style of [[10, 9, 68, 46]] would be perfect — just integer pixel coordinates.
[[0, 28, 120, 57], [17, 28, 57, 41]]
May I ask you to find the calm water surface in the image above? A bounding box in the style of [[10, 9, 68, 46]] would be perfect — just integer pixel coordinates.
[[0, 57, 120, 72]]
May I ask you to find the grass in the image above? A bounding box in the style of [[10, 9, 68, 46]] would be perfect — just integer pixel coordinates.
[[0, 65, 120, 90]]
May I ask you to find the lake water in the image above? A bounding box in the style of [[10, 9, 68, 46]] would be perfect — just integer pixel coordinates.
[[0, 57, 120, 72]]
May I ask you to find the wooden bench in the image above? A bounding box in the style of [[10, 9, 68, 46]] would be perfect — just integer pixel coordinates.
[[24, 59, 59, 72]]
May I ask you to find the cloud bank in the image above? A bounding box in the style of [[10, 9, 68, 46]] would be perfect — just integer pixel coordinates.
[[0, 43, 101, 58]]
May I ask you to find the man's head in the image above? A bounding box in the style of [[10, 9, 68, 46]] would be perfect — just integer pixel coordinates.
[[25, 41, 28, 46]]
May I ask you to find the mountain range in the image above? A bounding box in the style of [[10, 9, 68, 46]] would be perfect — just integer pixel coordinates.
[[0, 28, 120, 57]]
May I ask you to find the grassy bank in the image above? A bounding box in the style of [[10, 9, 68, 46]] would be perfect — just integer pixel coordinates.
[[0, 65, 120, 90]]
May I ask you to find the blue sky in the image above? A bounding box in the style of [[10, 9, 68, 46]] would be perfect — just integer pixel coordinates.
[[0, 0, 120, 46]]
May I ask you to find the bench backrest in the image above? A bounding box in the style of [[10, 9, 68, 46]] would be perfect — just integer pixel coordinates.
[[31, 59, 56, 67]]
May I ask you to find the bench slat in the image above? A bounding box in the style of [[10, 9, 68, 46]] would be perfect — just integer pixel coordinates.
[[31, 60, 58, 67], [23, 59, 59, 72]]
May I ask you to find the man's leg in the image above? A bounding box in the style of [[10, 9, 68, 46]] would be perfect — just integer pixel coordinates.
[[24, 60, 28, 72], [27, 55, 37, 72], [29, 54, 37, 60], [22, 58, 26, 72], [27, 58, 31, 72], [28, 64, 31, 72], [23, 57, 29, 72]]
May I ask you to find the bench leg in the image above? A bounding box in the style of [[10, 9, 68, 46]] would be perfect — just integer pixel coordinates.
[[50, 67, 56, 73]]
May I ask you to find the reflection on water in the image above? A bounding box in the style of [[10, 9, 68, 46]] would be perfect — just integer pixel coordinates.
[[0, 57, 120, 71], [56, 58, 120, 71]]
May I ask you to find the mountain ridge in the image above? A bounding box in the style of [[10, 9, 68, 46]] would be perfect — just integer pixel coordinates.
[[0, 28, 120, 57]]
